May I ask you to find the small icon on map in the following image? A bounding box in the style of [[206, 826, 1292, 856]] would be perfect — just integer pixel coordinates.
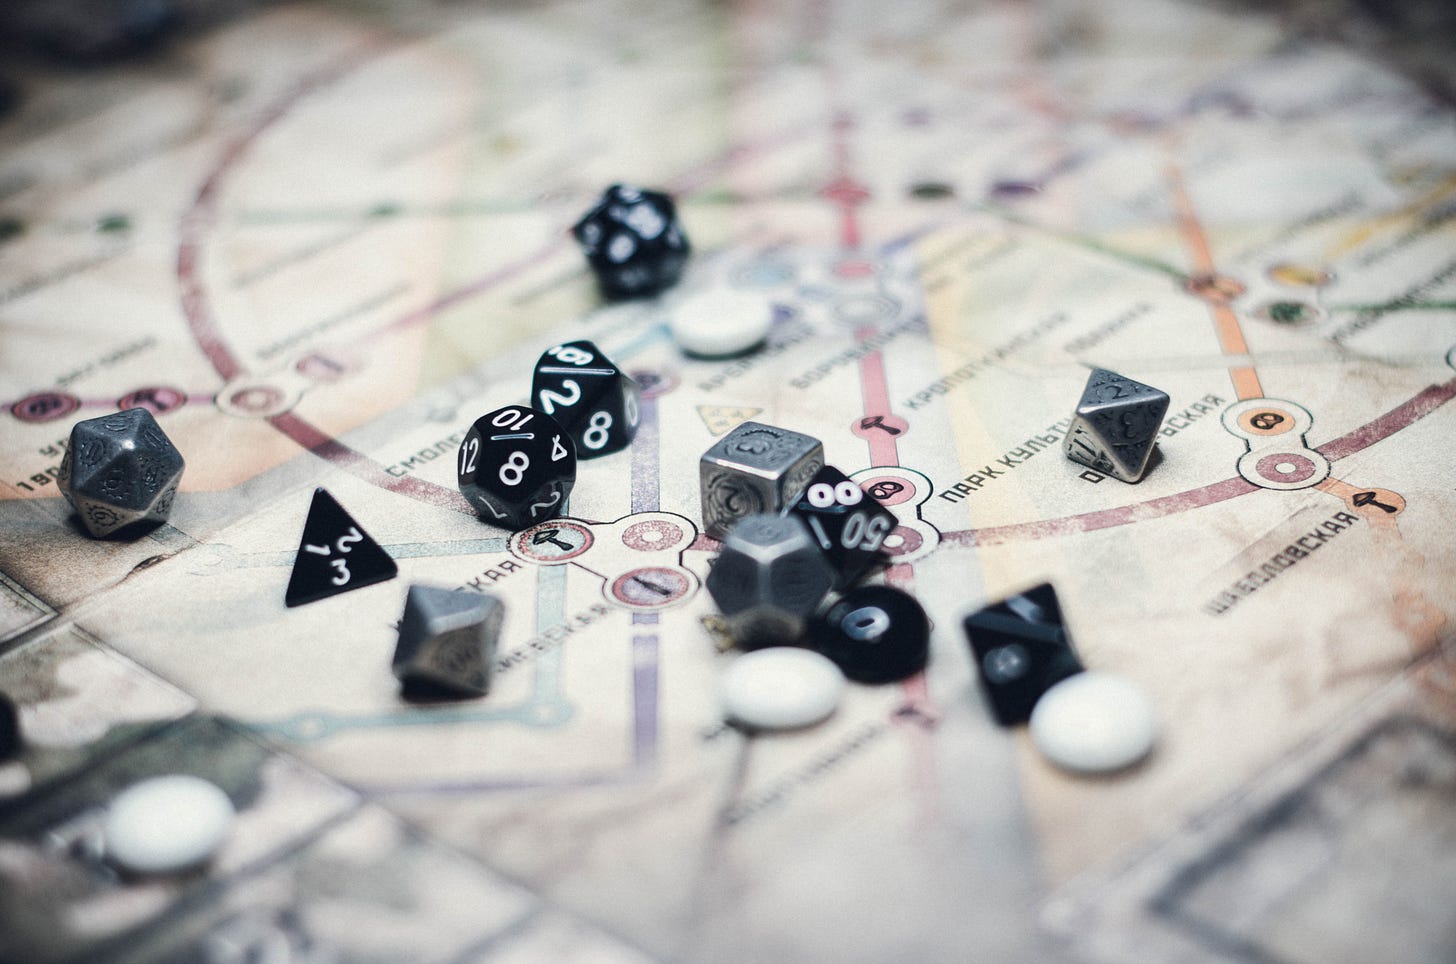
[[285, 488, 398, 607]]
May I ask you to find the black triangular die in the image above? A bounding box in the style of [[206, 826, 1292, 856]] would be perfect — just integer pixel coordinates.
[[284, 488, 398, 608]]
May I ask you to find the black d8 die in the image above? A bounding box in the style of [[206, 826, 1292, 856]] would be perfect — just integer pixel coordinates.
[[962, 582, 1084, 726], [785, 465, 895, 589], [457, 405, 576, 530], [572, 184, 689, 300], [530, 340, 640, 458]]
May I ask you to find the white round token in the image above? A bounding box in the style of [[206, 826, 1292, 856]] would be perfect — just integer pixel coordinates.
[[103, 774, 235, 874], [1029, 672, 1156, 774], [670, 289, 774, 358], [722, 647, 845, 731]]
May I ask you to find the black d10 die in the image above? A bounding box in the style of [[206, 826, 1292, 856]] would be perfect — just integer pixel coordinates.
[[785, 465, 895, 589], [457, 405, 576, 531], [572, 184, 689, 300], [962, 582, 1084, 726], [530, 340, 640, 458], [810, 585, 929, 684]]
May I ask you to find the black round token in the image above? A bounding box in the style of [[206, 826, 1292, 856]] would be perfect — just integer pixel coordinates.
[[809, 585, 929, 684], [0, 692, 20, 761]]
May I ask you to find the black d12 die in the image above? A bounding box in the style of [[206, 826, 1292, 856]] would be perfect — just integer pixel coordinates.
[[785, 465, 895, 589], [530, 340, 640, 458], [572, 184, 689, 300], [457, 405, 576, 531]]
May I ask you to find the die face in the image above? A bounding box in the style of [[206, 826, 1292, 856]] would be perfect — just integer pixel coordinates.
[[1065, 368, 1170, 482], [785, 465, 896, 588], [59, 408, 185, 537], [457, 405, 576, 530], [699, 422, 825, 539], [810, 585, 930, 683], [530, 340, 640, 458], [705, 513, 834, 647], [963, 582, 1085, 726], [393, 586, 503, 697], [572, 184, 689, 299]]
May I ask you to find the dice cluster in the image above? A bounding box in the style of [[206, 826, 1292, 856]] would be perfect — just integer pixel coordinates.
[[41, 180, 1168, 771], [700, 420, 929, 686]]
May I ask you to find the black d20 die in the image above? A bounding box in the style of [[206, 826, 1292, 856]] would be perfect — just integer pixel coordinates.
[[572, 184, 689, 300], [785, 465, 895, 589], [457, 405, 576, 531], [530, 340, 640, 458]]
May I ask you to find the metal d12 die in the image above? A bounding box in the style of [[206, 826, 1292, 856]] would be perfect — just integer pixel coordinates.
[[699, 421, 824, 540]]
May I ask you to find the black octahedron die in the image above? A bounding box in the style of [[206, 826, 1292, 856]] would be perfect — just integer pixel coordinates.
[[457, 404, 577, 531], [530, 340, 640, 458], [572, 184, 689, 300]]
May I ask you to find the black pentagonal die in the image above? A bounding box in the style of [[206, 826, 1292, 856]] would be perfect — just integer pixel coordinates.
[[530, 339, 640, 458], [457, 404, 577, 530], [58, 407, 184, 538], [962, 583, 1084, 726], [784, 465, 896, 589], [393, 585, 504, 697], [810, 585, 929, 684], [572, 184, 689, 300]]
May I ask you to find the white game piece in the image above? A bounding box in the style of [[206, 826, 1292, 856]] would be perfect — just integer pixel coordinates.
[[722, 647, 845, 730], [103, 774, 235, 874], [1029, 671, 1156, 774], [670, 289, 774, 357]]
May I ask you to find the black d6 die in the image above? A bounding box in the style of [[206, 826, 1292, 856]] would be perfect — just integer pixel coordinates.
[[457, 405, 576, 531], [530, 340, 640, 458], [572, 184, 689, 300], [785, 466, 895, 589]]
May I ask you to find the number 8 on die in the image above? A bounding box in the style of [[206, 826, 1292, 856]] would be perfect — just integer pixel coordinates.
[[458, 404, 577, 530], [531, 339, 640, 458]]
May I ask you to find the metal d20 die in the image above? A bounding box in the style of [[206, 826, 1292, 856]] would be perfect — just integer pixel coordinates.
[[699, 421, 824, 540], [58, 407, 185, 538], [392, 585, 504, 697], [1064, 368, 1171, 483]]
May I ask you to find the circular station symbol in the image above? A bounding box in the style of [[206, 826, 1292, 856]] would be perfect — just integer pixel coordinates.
[[1184, 273, 1246, 305], [610, 566, 697, 610], [852, 414, 910, 444], [631, 368, 678, 399], [10, 391, 80, 423], [119, 386, 187, 415], [1254, 453, 1320, 486], [833, 292, 898, 326], [216, 382, 300, 418], [881, 525, 925, 557], [856, 474, 915, 507], [621, 518, 687, 553], [1238, 407, 1296, 437], [511, 520, 594, 564]]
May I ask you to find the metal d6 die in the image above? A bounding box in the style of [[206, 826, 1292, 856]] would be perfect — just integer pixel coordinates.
[[785, 464, 896, 589], [705, 513, 836, 649], [457, 404, 577, 531], [699, 421, 825, 540], [57, 407, 185, 538], [962, 583, 1085, 726], [392, 585, 504, 697], [530, 339, 640, 458], [572, 184, 690, 300], [1064, 368, 1171, 483]]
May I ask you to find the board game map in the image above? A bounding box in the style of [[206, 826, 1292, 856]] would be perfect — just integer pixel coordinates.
[[1, 0, 1454, 960]]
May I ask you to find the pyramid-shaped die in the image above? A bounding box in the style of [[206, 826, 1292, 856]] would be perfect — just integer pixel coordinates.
[[58, 407, 185, 538], [392, 586, 504, 697], [1064, 368, 1170, 483]]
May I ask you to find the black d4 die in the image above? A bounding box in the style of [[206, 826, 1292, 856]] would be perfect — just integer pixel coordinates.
[[784, 465, 895, 589], [458, 404, 576, 531], [572, 184, 689, 300], [530, 340, 640, 458]]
